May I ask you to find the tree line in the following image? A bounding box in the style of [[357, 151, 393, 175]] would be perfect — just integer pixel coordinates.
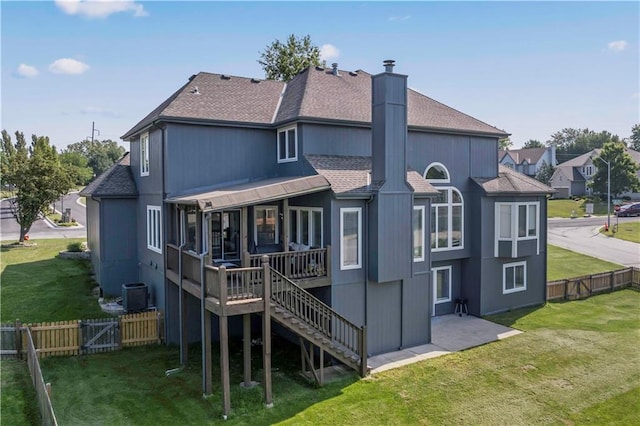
[[1, 130, 125, 242]]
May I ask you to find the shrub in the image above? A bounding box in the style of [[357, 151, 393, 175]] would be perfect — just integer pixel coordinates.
[[67, 242, 87, 252]]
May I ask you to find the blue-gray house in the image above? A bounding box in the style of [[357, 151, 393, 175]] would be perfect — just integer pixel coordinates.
[[81, 60, 553, 413]]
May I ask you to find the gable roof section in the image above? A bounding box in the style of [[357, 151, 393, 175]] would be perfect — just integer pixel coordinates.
[[80, 153, 138, 198], [305, 154, 438, 196], [123, 65, 508, 140], [472, 165, 554, 196], [122, 73, 286, 139], [506, 147, 547, 165]]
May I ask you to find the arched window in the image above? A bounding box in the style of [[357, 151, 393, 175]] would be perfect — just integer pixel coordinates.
[[430, 187, 463, 251], [424, 162, 450, 183]]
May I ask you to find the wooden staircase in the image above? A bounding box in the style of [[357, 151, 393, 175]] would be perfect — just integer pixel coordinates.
[[268, 269, 368, 380]]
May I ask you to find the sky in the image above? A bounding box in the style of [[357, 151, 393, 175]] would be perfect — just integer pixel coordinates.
[[2, 1, 639, 151]]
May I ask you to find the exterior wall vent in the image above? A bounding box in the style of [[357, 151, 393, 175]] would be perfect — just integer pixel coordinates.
[[122, 282, 148, 313]]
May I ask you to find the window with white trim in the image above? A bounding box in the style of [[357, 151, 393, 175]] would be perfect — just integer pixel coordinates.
[[140, 133, 149, 176], [430, 187, 463, 250], [289, 207, 323, 248], [340, 208, 361, 270], [254, 206, 279, 246], [433, 266, 452, 303], [413, 206, 425, 261], [424, 162, 450, 183], [496, 202, 539, 242], [277, 126, 297, 163], [503, 261, 526, 294], [147, 205, 162, 253]]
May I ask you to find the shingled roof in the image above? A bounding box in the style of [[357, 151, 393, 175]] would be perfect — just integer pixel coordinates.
[[122, 65, 508, 140], [79, 153, 138, 198], [306, 154, 438, 196], [499, 147, 548, 165], [472, 165, 555, 196]]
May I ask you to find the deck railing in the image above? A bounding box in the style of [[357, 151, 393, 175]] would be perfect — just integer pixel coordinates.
[[269, 269, 365, 370], [248, 247, 329, 280]]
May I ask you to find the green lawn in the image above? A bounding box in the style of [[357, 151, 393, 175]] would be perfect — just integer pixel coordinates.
[[548, 198, 609, 218], [0, 239, 105, 323], [547, 244, 623, 281], [0, 360, 40, 426], [37, 290, 640, 425], [601, 221, 640, 243]]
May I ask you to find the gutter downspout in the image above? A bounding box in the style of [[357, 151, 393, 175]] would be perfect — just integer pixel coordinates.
[[364, 194, 374, 352], [199, 212, 211, 394], [178, 208, 186, 365]]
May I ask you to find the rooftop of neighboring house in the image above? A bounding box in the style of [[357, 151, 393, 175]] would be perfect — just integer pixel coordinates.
[[79, 153, 138, 198], [472, 165, 555, 195], [497, 147, 548, 165], [122, 65, 508, 140], [556, 147, 640, 168]]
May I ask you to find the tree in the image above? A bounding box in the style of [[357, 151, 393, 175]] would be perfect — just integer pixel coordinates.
[[548, 128, 621, 162], [589, 142, 640, 198], [523, 139, 544, 149], [63, 139, 125, 178], [1, 130, 73, 242], [629, 123, 640, 151], [258, 34, 325, 82], [498, 137, 512, 150], [59, 151, 94, 185], [535, 160, 555, 185]]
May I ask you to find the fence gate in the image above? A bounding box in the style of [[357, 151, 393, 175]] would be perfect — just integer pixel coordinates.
[[80, 318, 120, 354]]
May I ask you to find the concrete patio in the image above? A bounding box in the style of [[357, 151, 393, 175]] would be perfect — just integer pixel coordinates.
[[368, 314, 522, 374]]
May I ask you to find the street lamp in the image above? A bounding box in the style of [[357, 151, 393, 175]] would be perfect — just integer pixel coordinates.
[[592, 155, 611, 230]]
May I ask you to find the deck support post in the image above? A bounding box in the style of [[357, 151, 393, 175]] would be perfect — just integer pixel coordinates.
[[203, 310, 212, 395], [219, 315, 231, 417], [243, 314, 252, 386], [319, 348, 324, 385], [180, 287, 189, 365], [262, 256, 273, 407]]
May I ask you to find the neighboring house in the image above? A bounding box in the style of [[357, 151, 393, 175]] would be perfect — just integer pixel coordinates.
[[550, 148, 640, 199], [498, 146, 556, 177], [82, 60, 553, 404]]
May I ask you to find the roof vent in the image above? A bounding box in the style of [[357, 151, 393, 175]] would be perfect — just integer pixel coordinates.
[[349, 71, 358, 77], [221, 74, 231, 80], [251, 78, 261, 83], [332, 63, 340, 76], [190, 86, 200, 95], [188, 74, 197, 81], [315, 66, 324, 71], [383, 59, 395, 72]]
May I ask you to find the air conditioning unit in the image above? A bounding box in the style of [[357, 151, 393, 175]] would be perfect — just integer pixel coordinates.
[[122, 283, 148, 313]]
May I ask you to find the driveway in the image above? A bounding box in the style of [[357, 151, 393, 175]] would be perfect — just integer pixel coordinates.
[[548, 217, 640, 268]]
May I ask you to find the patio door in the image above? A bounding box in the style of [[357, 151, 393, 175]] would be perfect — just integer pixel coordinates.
[[211, 210, 241, 261], [432, 266, 452, 317]]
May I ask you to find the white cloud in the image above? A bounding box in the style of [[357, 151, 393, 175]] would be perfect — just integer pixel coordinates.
[[389, 15, 411, 21], [320, 44, 340, 61], [16, 64, 39, 78], [55, 0, 148, 19], [607, 40, 628, 52], [49, 58, 90, 75], [81, 106, 121, 118]]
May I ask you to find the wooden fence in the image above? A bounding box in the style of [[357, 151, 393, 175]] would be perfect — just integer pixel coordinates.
[[547, 267, 640, 301], [1, 311, 163, 360], [24, 327, 58, 426]]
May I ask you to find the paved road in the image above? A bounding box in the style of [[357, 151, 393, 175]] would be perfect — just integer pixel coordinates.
[[548, 216, 640, 268], [0, 192, 87, 241]]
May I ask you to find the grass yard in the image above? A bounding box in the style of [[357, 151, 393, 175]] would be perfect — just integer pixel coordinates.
[[38, 290, 640, 425], [548, 198, 609, 218], [601, 221, 640, 243], [547, 244, 623, 281], [0, 360, 39, 426], [0, 239, 105, 323]]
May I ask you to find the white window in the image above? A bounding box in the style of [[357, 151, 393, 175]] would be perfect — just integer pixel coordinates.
[[277, 125, 297, 163], [340, 208, 361, 270], [423, 162, 450, 183], [147, 205, 162, 253], [503, 261, 526, 294], [433, 266, 452, 303], [495, 202, 539, 257], [413, 206, 425, 262], [140, 133, 149, 176], [289, 207, 323, 248], [431, 187, 463, 251], [254, 206, 279, 246]]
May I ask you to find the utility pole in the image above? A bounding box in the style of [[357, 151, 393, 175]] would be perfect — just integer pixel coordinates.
[[90, 121, 100, 143]]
